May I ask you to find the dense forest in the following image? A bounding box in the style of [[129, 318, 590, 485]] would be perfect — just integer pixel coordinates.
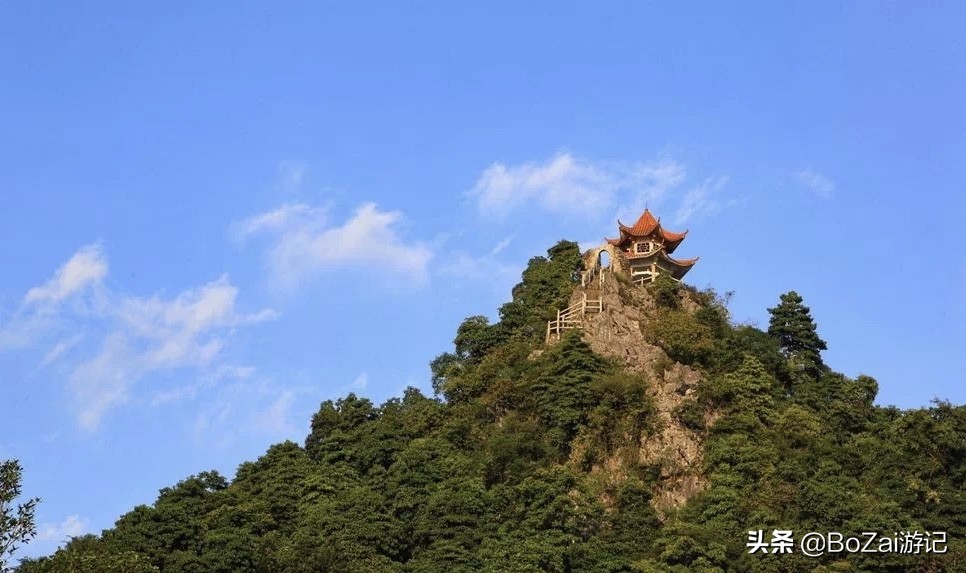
[[12, 241, 966, 572]]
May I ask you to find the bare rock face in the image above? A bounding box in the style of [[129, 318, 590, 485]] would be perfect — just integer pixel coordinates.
[[571, 271, 708, 514]]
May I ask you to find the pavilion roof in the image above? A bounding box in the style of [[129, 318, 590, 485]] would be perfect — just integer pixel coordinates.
[[605, 209, 689, 252]]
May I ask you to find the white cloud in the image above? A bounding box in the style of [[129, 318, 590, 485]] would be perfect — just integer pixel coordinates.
[[471, 153, 611, 215], [470, 153, 686, 218], [192, 379, 308, 448], [70, 275, 276, 430], [24, 245, 107, 306], [1, 245, 107, 350], [796, 168, 836, 198], [149, 385, 198, 407], [624, 159, 688, 213], [232, 203, 326, 238], [675, 175, 730, 225], [209, 364, 257, 382], [438, 252, 522, 288], [70, 334, 133, 430], [436, 237, 522, 291], [489, 236, 514, 257], [350, 372, 368, 390], [147, 365, 256, 408], [253, 389, 296, 436], [115, 275, 276, 371], [191, 401, 234, 447], [3, 245, 277, 431], [238, 202, 433, 289], [0, 244, 108, 350], [40, 334, 84, 367], [35, 514, 89, 543]]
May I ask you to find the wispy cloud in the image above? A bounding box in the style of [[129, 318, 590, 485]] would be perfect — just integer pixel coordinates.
[[470, 153, 686, 218], [24, 245, 107, 306], [34, 514, 89, 543], [232, 203, 326, 238], [470, 153, 612, 215], [796, 168, 836, 198], [149, 384, 199, 407], [191, 378, 309, 447], [253, 389, 297, 436], [149, 363, 257, 407], [114, 275, 276, 370], [73, 275, 276, 430], [489, 236, 514, 257], [438, 252, 522, 287], [191, 399, 235, 447], [436, 237, 521, 289], [467, 151, 743, 230], [209, 364, 257, 382], [237, 202, 433, 289], [3, 245, 277, 430], [40, 334, 84, 367], [350, 372, 368, 390], [1, 246, 108, 351], [675, 175, 730, 225]]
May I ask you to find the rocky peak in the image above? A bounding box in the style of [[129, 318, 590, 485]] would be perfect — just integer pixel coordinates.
[[567, 271, 708, 514]]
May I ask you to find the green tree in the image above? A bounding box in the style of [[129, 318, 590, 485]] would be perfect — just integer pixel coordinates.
[[650, 274, 682, 309], [429, 352, 462, 395], [103, 471, 229, 572], [16, 535, 158, 573], [305, 394, 378, 461], [766, 291, 827, 376], [453, 316, 504, 363], [527, 333, 609, 454], [1, 460, 39, 572], [232, 442, 312, 534], [497, 240, 583, 339]]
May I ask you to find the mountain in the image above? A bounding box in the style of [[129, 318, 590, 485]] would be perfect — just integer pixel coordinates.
[[17, 241, 965, 572]]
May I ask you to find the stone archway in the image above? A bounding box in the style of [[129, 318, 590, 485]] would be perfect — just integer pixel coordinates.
[[598, 248, 611, 270], [582, 243, 623, 282]]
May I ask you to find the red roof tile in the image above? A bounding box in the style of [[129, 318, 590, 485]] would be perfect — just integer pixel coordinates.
[[606, 209, 689, 251], [620, 209, 660, 236]]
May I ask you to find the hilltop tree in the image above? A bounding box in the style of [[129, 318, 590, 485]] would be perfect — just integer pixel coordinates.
[[1, 460, 39, 572], [497, 240, 583, 339], [767, 291, 827, 376], [453, 316, 504, 363], [305, 394, 378, 461], [431, 240, 583, 399]]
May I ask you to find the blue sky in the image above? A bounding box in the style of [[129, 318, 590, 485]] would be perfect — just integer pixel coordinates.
[[2, 1, 964, 559]]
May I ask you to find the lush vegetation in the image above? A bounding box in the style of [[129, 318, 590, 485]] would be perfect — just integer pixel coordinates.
[[14, 241, 965, 572]]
